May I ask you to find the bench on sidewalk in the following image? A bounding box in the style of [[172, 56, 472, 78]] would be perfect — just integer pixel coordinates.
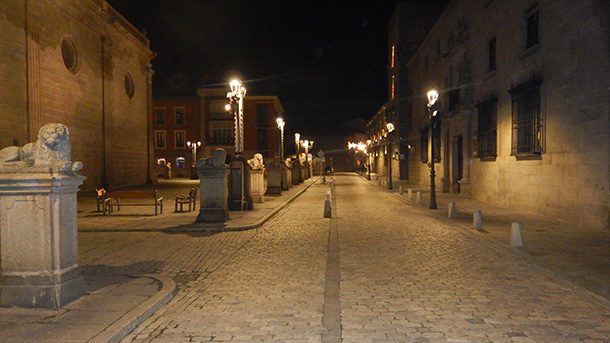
[[175, 187, 198, 212], [103, 190, 163, 216]]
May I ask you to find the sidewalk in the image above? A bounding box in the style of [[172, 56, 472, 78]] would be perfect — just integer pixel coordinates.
[[363, 173, 610, 301], [78, 177, 318, 232], [0, 178, 318, 343]]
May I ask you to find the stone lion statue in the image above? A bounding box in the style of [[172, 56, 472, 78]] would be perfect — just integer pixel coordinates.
[[0, 123, 82, 173], [247, 153, 264, 170]]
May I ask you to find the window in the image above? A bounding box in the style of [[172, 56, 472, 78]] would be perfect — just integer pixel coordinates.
[[155, 107, 166, 125], [448, 88, 460, 112], [477, 98, 498, 159], [61, 38, 78, 73], [209, 121, 233, 145], [391, 76, 395, 99], [256, 103, 270, 155], [526, 6, 539, 49], [509, 79, 542, 157], [488, 37, 497, 72], [174, 130, 186, 149], [124, 73, 135, 99], [420, 127, 428, 163], [154, 130, 166, 149], [174, 107, 185, 125]]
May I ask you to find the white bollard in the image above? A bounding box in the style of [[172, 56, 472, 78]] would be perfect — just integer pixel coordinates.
[[407, 188, 413, 200], [399, 185, 403, 195], [416, 191, 422, 205], [324, 191, 332, 218], [473, 210, 483, 230], [448, 202, 456, 219], [511, 222, 523, 247]]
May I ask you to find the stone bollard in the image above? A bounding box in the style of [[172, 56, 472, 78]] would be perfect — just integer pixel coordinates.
[[416, 191, 423, 204], [448, 202, 456, 218], [407, 188, 413, 200], [473, 210, 483, 230], [197, 149, 230, 222], [324, 190, 332, 218], [511, 222, 523, 247], [399, 185, 403, 195]]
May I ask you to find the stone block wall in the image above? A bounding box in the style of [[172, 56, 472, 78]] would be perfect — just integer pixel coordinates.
[[0, 0, 153, 191], [405, 0, 610, 229]]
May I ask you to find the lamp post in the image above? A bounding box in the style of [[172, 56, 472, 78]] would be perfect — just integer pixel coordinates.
[[386, 123, 395, 190], [366, 140, 372, 180], [276, 117, 285, 161], [227, 78, 247, 210], [427, 89, 440, 209], [186, 140, 201, 179]]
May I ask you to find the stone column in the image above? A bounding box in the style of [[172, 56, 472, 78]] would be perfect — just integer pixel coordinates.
[[196, 149, 229, 222], [0, 171, 86, 309], [282, 159, 292, 190], [265, 157, 282, 195], [292, 159, 303, 185], [249, 168, 266, 203]]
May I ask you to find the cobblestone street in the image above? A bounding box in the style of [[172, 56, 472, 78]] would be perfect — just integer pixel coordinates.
[[76, 174, 610, 343]]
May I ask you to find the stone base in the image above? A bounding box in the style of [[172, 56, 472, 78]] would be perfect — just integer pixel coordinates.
[[0, 270, 85, 310], [266, 186, 281, 195], [458, 180, 472, 198], [251, 193, 265, 203], [196, 208, 229, 222]]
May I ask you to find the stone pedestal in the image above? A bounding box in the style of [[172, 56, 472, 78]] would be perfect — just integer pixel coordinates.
[[0, 172, 86, 309], [265, 157, 282, 195], [282, 159, 292, 190], [196, 149, 230, 222], [229, 155, 253, 211], [292, 160, 303, 185], [250, 168, 266, 203]]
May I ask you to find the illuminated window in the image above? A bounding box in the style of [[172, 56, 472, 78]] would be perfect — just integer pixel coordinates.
[[209, 121, 233, 145], [154, 130, 167, 150], [391, 76, 395, 100], [390, 45, 395, 68]]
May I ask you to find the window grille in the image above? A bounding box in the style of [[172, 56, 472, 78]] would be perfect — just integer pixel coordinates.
[[477, 98, 497, 159], [509, 80, 542, 157]]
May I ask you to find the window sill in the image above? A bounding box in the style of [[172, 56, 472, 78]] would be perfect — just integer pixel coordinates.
[[513, 154, 542, 161], [479, 156, 497, 162], [519, 44, 540, 61]]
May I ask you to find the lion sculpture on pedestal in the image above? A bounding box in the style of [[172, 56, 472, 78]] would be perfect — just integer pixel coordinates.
[[0, 123, 82, 173]]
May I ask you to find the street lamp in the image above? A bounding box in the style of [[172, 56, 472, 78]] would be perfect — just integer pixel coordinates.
[[294, 132, 300, 156], [227, 78, 247, 210], [427, 89, 440, 209], [187, 140, 201, 179], [276, 117, 285, 161], [386, 122, 395, 190]]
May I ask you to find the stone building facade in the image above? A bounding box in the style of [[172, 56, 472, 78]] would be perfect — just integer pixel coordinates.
[[380, 0, 610, 229], [152, 89, 285, 178], [0, 0, 154, 191]]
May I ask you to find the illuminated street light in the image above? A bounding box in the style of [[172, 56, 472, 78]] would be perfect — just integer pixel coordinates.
[[276, 117, 285, 161], [186, 140, 202, 179], [385, 122, 395, 190], [227, 78, 247, 210], [294, 133, 301, 155], [427, 89, 440, 209]]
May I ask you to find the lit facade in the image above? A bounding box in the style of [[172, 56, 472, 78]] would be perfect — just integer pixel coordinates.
[[397, 0, 610, 229], [0, 0, 154, 191]]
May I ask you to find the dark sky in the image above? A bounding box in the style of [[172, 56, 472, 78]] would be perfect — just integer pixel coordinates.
[[108, 0, 443, 136]]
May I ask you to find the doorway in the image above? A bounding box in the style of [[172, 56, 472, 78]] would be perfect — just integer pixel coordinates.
[[452, 135, 463, 193]]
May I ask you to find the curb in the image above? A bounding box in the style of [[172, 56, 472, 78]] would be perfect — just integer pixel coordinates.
[[79, 178, 320, 233], [89, 274, 177, 343]]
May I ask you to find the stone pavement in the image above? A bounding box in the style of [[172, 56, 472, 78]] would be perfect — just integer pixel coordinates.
[[0, 178, 318, 342], [78, 178, 317, 232], [372, 174, 610, 301], [119, 173, 608, 343]]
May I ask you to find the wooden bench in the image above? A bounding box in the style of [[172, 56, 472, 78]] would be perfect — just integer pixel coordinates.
[[104, 190, 163, 216], [175, 188, 198, 213]]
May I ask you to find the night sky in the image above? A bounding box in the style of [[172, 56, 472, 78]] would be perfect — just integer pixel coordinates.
[[108, 0, 445, 136]]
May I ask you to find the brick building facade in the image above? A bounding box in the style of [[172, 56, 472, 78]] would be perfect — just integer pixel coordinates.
[[152, 89, 285, 178], [0, 0, 154, 191], [371, 0, 610, 229]]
